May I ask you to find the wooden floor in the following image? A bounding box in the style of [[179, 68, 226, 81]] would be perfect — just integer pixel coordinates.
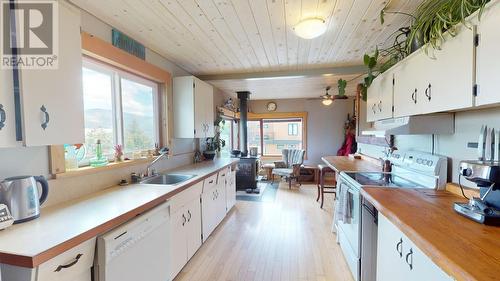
[[174, 182, 354, 281]]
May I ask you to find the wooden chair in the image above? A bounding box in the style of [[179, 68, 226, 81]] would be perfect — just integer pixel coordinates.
[[272, 149, 305, 189], [316, 164, 336, 208]]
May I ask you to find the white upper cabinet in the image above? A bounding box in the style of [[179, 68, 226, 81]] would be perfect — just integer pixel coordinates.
[[418, 24, 475, 114], [392, 24, 474, 118], [19, 2, 84, 146], [367, 69, 394, 122], [173, 76, 214, 139], [0, 65, 18, 147], [475, 1, 500, 106]]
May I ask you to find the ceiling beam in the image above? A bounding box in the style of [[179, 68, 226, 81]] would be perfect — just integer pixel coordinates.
[[198, 65, 366, 81]]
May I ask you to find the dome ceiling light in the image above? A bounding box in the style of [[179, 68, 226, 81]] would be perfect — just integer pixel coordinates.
[[293, 18, 327, 39]]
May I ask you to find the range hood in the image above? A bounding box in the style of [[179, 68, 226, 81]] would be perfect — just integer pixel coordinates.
[[362, 113, 454, 137]]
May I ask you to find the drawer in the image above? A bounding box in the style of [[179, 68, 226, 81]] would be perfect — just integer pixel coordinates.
[[202, 173, 218, 192], [37, 237, 96, 281], [169, 181, 203, 213]]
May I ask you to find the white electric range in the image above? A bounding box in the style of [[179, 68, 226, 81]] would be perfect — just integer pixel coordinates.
[[333, 150, 448, 281]]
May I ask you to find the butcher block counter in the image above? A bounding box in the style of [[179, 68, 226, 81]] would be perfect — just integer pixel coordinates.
[[361, 187, 500, 281], [321, 155, 380, 173], [0, 158, 238, 268]]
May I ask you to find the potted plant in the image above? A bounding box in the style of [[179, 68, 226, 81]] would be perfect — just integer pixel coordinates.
[[203, 116, 226, 160]]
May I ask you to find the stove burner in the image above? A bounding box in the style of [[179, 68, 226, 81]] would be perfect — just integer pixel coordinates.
[[344, 172, 425, 188]]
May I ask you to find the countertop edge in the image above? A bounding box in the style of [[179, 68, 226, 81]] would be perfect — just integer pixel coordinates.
[[360, 188, 474, 281], [0, 160, 238, 268]]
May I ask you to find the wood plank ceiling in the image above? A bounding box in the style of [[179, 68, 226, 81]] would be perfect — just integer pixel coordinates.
[[70, 0, 423, 76]]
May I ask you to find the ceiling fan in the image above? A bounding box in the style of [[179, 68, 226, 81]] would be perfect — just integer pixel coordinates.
[[308, 86, 348, 106]]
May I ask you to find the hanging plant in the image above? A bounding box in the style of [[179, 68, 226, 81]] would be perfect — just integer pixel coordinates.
[[406, 0, 489, 54]]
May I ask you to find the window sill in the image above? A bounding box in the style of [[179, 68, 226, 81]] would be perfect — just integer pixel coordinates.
[[53, 157, 157, 180]]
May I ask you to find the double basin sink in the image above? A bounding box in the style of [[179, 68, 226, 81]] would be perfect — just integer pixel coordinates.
[[141, 174, 196, 185]]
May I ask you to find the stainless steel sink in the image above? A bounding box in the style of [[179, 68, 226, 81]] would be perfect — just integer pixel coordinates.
[[141, 174, 196, 185]]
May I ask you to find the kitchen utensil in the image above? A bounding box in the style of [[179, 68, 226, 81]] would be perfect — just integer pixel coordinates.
[[485, 128, 494, 161], [0, 176, 49, 223], [0, 204, 14, 230], [478, 125, 487, 161]]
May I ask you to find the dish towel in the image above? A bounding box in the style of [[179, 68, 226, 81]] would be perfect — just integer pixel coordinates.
[[334, 184, 352, 227]]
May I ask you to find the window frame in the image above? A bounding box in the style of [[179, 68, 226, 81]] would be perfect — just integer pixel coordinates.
[[81, 58, 161, 162]]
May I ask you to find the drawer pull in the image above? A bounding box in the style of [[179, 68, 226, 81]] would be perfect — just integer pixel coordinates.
[[54, 254, 83, 272], [209, 180, 214, 184], [0, 104, 5, 130], [425, 84, 432, 101], [411, 89, 417, 104], [41, 105, 50, 130], [187, 210, 192, 222], [182, 213, 187, 226], [378, 101, 382, 112], [405, 248, 413, 270], [396, 238, 403, 258]]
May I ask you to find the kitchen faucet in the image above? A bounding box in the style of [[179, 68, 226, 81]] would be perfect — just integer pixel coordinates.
[[146, 147, 170, 177]]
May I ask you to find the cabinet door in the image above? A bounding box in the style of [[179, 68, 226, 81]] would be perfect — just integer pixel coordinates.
[[405, 238, 454, 281], [19, 3, 84, 146], [201, 185, 216, 241], [186, 197, 202, 260], [420, 25, 474, 114], [170, 209, 187, 280], [476, 1, 500, 106], [393, 54, 426, 118], [0, 67, 18, 147], [378, 71, 394, 120], [377, 214, 409, 281], [366, 76, 381, 122], [226, 171, 236, 212], [204, 82, 214, 138]]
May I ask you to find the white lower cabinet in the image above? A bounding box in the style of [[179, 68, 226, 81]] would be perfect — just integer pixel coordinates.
[[225, 167, 236, 212], [202, 171, 228, 242], [169, 183, 203, 280], [377, 214, 453, 281], [0, 238, 96, 281]]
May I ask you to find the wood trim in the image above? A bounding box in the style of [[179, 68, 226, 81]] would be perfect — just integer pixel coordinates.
[[81, 32, 171, 83], [446, 183, 480, 198], [53, 157, 158, 179], [0, 161, 238, 268], [49, 145, 65, 175]]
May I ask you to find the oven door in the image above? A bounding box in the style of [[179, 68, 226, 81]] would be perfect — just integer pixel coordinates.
[[338, 184, 361, 256]]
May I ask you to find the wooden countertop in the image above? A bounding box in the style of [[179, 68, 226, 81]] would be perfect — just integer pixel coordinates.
[[361, 187, 500, 281], [321, 155, 380, 173], [0, 158, 238, 268]]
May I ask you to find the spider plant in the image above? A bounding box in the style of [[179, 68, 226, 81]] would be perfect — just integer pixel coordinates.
[[406, 0, 489, 54]]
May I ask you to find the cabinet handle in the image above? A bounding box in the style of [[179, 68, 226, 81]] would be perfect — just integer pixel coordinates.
[[411, 89, 417, 104], [182, 213, 187, 226], [0, 104, 5, 130], [187, 210, 192, 222], [425, 84, 432, 101], [40, 105, 50, 130], [378, 101, 382, 112], [372, 103, 376, 114], [54, 254, 83, 272], [405, 248, 413, 270], [396, 238, 403, 258]]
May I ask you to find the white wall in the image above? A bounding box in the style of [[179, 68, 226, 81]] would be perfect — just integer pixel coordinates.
[[358, 106, 500, 187], [249, 98, 353, 165]]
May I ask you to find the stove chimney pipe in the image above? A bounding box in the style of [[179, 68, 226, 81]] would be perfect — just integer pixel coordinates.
[[237, 91, 251, 156]]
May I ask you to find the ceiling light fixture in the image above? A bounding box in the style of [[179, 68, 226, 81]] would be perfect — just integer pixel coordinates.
[[293, 18, 327, 39], [322, 98, 333, 106]]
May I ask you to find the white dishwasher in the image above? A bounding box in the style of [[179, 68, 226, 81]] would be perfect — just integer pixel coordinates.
[[95, 201, 171, 281]]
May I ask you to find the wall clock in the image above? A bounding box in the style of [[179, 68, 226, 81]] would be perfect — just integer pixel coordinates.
[[267, 101, 277, 112]]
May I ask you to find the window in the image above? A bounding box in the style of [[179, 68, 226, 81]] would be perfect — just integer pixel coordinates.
[[246, 115, 306, 157], [288, 123, 299, 136], [80, 59, 159, 163], [263, 119, 303, 156], [219, 117, 233, 157], [247, 120, 261, 153]]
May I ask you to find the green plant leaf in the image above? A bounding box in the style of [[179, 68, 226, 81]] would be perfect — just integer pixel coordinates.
[[363, 54, 370, 66], [338, 79, 347, 96], [380, 9, 385, 24]]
